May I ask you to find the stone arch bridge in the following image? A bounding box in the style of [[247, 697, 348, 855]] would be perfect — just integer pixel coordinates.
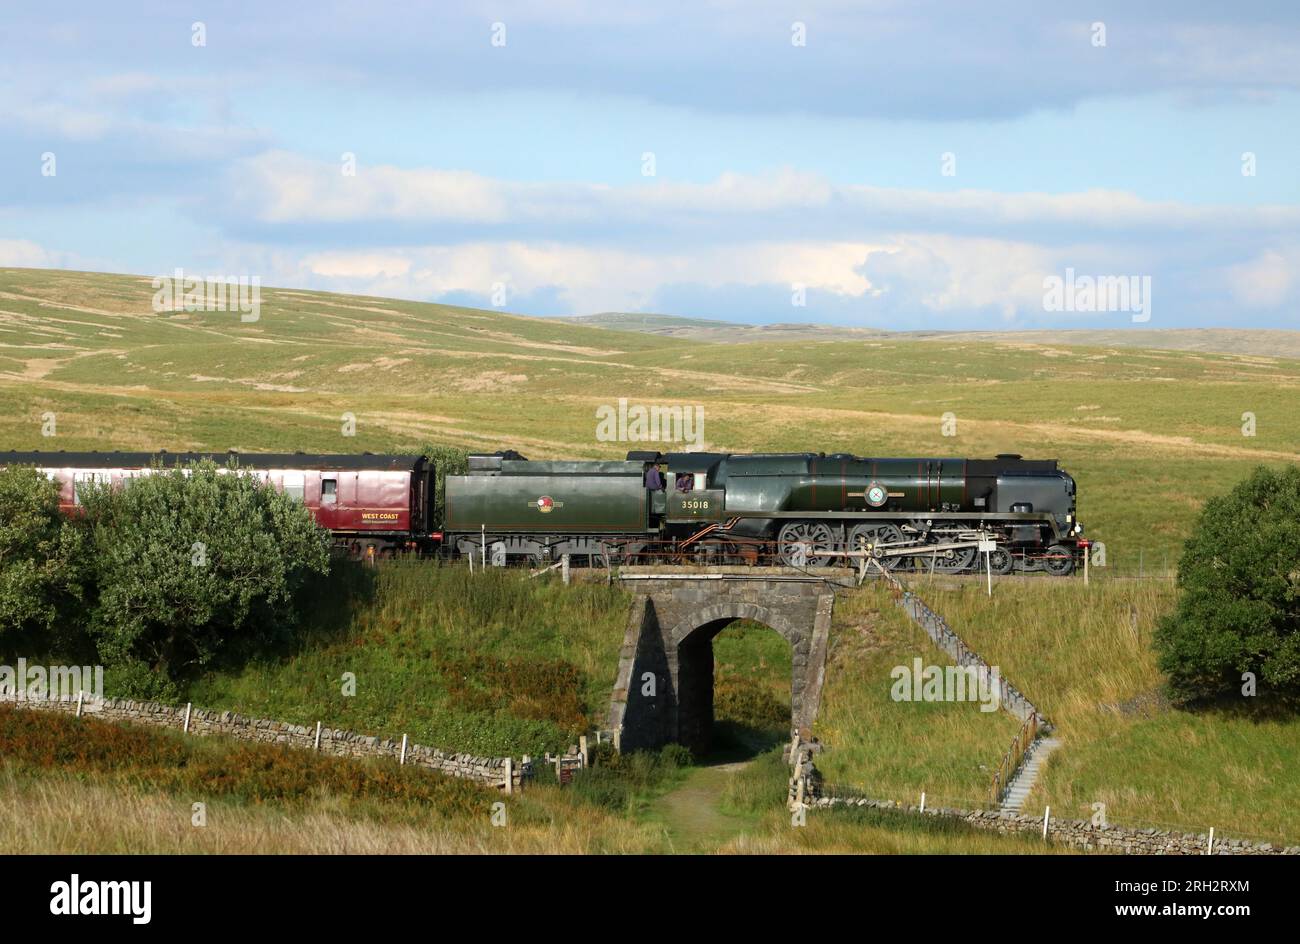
[[606, 568, 839, 754]]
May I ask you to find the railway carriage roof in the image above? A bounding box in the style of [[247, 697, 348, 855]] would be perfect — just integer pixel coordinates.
[[0, 451, 426, 472]]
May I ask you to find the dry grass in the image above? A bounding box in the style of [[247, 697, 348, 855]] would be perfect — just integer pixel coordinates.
[[0, 768, 659, 854]]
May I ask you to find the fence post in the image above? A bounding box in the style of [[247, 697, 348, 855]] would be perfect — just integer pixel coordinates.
[[919, 791, 926, 813], [399, 733, 408, 766], [1207, 827, 1214, 855], [1043, 806, 1051, 840], [579, 735, 588, 767], [504, 757, 513, 795], [481, 525, 487, 570], [75, 691, 84, 718], [314, 721, 322, 751], [562, 553, 571, 585], [183, 702, 192, 734]]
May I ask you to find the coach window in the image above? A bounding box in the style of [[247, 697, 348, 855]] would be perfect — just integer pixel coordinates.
[[283, 472, 305, 503], [321, 477, 337, 504]]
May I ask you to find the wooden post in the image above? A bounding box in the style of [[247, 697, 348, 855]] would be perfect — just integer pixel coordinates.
[[1207, 827, 1215, 855], [481, 525, 487, 570], [75, 691, 84, 718], [612, 727, 621, 752], [579, 735, 588, 767], [399, 733, 408, 765], [314, 721, 322, 751], [562, 553, 571, 585], [183, 702, 192, 734], [1043, 806, 1051, 840], [919, 791, 926, 813], [504, 757, 513, 795]]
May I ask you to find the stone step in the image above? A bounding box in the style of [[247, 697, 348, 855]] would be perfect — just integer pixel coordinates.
[[1000, 737, 1062, 813]]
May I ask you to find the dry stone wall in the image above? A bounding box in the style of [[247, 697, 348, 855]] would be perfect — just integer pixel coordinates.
[[1, 694, 525, 790], [809, 793, 1298, 855]]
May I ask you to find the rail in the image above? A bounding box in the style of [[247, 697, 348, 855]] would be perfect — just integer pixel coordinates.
[[989, 711, 1039, 808]]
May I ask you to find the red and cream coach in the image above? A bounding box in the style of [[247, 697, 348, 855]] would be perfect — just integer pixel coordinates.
[[0, 450, 437, 558]]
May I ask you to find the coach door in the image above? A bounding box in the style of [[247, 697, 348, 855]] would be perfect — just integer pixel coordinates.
[[337, 471, 359, 531], [318, 472, 340, 530]]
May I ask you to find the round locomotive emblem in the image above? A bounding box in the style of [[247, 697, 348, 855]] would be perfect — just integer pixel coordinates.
[[532, 495, 564, 513], [865, 482, 888, 507]]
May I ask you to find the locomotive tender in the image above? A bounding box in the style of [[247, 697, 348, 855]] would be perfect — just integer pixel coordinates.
[[3, 448, 1085, 574]]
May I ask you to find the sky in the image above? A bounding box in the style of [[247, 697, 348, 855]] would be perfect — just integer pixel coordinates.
[[2, 1, 1299, 330]]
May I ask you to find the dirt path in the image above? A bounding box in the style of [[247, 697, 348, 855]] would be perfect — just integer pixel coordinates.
[[649, 761, 754, 853]]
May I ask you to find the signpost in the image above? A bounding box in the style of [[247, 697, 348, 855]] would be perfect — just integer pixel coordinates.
[[978, 536, 996, 597]]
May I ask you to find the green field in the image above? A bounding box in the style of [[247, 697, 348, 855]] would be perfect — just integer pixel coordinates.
[[5, 267, 1299, 852]]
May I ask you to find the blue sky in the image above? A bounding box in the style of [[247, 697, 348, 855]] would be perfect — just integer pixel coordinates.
[[2, 1, 1299, 329]]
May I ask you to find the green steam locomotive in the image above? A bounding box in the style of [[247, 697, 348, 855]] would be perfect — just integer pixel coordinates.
[[442, 450, 1085, 575]]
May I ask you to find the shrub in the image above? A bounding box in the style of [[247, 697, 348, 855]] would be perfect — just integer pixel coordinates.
[[0, 466, 86, 655], [1155, 464, 1300, 705], [79, 460, 330, 686]]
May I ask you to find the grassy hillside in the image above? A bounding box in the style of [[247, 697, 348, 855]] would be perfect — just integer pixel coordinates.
[[4, 267, 1299, 569], [920, 580, 1300, 844], [185, 563, 630, 757]]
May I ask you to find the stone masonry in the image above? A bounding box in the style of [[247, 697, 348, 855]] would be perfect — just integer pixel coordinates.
[[607, 568, 835, 753], [808, 793, 1299, 855]]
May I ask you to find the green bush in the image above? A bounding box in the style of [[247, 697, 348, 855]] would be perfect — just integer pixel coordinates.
[[0, 466, 86, 656], [79, 460, 330, 685], [1155, 464, 1300, 705]]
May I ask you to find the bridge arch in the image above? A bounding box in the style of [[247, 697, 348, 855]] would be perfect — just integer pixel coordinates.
[[607, 572, 834, 754]]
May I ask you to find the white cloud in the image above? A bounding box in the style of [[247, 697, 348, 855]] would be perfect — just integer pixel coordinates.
[[0, 239, 70, 267], [224, 151, 1300, 239], [292, 239, 880, 313], [1225, 248, 1297, 308]]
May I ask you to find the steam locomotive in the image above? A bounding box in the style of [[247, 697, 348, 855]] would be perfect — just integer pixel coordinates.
[[3, 448, 1084, 575], [445, 450, 1085, 575]]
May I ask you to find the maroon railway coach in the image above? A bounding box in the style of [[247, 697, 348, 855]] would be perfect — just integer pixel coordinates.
[[0, 450, 436, 558]]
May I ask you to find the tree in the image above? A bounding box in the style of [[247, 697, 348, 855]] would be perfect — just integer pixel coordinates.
[[0, 466, 85, 653], [1155, 464, 1300, 706], [420, 443, 469, 526], [79, 460, 330, 686]]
